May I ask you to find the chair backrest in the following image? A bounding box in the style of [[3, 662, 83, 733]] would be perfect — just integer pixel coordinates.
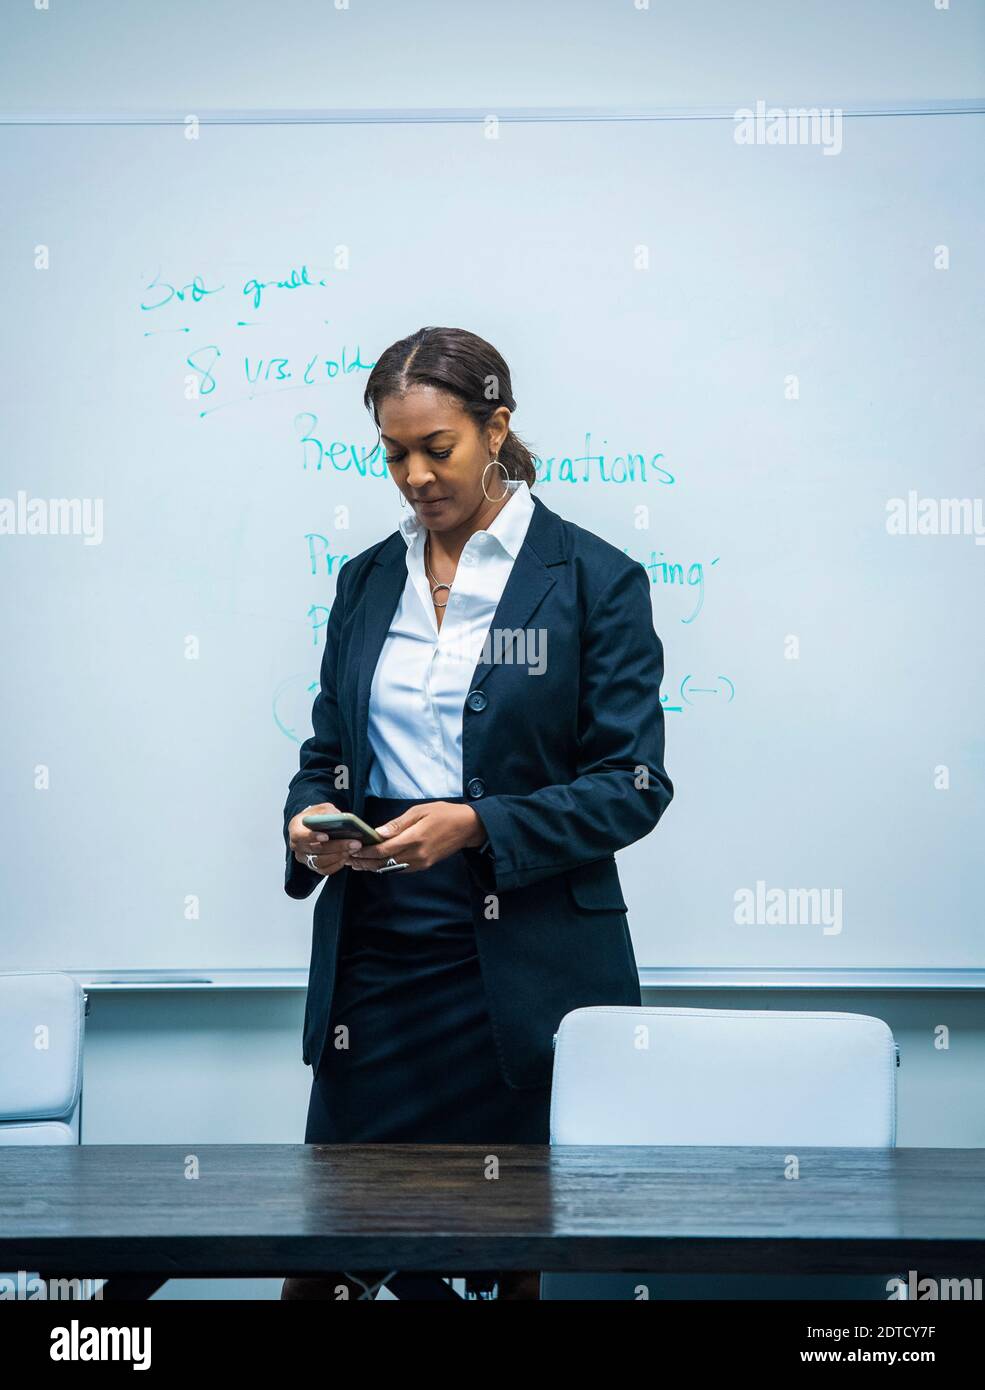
[[0, 972, 86, 1145], [551, 1006, 897, 1146], [541, 1006, 900, 1301]]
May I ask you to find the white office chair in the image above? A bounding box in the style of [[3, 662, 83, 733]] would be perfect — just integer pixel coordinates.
[[0, 972, 87, 1144], [0, 973, 89, 1299], [540, 1006, 901, 1300]]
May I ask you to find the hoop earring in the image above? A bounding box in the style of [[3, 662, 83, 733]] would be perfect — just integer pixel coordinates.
[[482, 458, 509, 503]]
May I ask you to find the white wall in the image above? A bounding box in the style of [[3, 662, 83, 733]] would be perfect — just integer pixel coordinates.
[[2, 0, 983, 115]]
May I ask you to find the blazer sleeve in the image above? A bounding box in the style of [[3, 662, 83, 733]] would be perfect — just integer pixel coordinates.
[[465, 562, 673, 894], [282, 562, 354, 900]]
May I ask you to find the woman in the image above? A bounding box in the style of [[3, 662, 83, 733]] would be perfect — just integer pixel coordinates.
[[280, 327, 673, 1301]]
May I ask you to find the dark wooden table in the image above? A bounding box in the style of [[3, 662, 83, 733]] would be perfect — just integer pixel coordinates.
[[3, 1144, 984, 1292]]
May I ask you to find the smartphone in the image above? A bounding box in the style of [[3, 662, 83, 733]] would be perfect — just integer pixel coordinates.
[[302, 812, 383, 845]]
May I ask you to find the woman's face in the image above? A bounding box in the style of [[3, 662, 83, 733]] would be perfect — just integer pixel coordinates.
[[379, 385, 510, 534]]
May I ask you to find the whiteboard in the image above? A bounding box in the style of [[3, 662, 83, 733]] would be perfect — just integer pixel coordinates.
[[1, 112, 982, 973]]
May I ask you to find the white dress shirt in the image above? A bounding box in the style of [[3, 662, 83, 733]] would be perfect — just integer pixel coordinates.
[[365, 479, 535, 800]]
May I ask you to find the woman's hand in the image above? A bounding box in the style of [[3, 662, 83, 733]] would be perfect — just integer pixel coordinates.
[[348, 802, 485, 873], [289, 802, 362, 878]]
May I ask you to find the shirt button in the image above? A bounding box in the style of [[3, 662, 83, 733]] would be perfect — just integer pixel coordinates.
[[466, 777, 486, 799], [466, 690, 487, 711], [462, 553, 476, 566]]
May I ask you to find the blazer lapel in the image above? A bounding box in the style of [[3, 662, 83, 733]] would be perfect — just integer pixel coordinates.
[[466, 548, 555, 694], [352, 538, 407, 810]]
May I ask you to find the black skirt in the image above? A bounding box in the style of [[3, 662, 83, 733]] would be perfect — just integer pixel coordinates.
[[304, 795, 551, 1146]]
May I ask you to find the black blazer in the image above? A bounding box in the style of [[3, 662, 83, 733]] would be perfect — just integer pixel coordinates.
[[283, 491, 674, 1089]]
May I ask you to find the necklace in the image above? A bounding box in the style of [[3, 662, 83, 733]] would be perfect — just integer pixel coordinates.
[[424, 534, 452, 608]]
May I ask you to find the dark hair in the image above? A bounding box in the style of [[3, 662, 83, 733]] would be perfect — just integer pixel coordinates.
[[363, 326, 537, 488]]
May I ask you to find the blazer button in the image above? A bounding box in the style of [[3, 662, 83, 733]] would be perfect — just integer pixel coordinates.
[[466, 777, 486, 799], [466, 689, 488, 712]]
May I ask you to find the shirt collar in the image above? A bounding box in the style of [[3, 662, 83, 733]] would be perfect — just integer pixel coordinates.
[[398, 479, 534, 559]]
